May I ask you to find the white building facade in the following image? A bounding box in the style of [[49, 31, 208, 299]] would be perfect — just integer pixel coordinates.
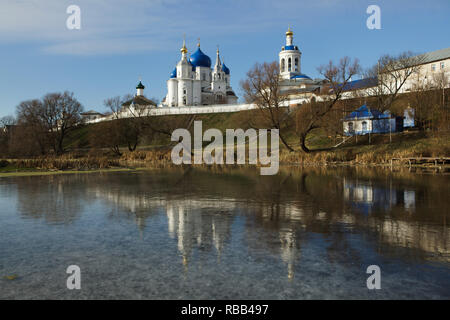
[[401, 47, 450, 93], [164, 39, 238, 107]]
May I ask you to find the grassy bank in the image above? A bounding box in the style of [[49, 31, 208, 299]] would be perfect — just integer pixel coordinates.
[[281, 131, 450, 165], [1, 111, 449, 176], [1, 132, 449, 178]]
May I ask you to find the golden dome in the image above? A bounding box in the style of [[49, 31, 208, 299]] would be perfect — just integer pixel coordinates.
[[286, 26, 293, 36]]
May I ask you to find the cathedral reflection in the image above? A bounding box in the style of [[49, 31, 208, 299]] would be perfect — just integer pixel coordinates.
[[11, 168, 449, 276], [166, 200, 234, 269], [343, 177, 416, 214]]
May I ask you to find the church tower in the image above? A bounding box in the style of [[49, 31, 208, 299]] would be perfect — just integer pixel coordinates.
[[176, 38, 194, 106], [211, 47, 227, 103], [279, 27, 302, 80], [136, 80, 145, 96]]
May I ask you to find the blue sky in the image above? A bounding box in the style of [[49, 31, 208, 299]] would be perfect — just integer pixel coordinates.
[[0, 0, 449, 117]]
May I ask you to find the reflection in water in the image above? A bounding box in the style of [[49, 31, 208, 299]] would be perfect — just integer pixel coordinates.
[[166, 201, 233, 269], [1, 167, 449, 298], [344, 178, 416, 214], [15, 175, 85, 224], [11, 168, 450, 264]]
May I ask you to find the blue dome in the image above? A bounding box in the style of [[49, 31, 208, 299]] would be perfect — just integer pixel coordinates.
[[170, 68, 177, 78], [290, 74, 311, 80], [190, 47, 211, 68], [222, 63, 230, 75]]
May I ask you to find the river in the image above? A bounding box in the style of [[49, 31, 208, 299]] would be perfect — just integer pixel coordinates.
[[0, 167, 449, 299]]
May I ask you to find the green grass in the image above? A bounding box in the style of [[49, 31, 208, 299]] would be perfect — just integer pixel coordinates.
[[41, 111, 450, 165], [65, 124, 92, 150], [0, 167, 136, 178]]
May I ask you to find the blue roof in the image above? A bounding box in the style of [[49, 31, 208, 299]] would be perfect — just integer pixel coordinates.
[[290, 74, 311, 80], [345, 105, 384, 120], [222, 63, 230, 75], [284, 45, 298, 51], [170, 68, 176, 78], [190, 47, 211, 68], [341, 77, 378, 91]]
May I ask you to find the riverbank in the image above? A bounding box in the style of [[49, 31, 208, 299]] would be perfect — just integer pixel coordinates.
[[1, 154, 449, 178], [1, 129, 449, 177]]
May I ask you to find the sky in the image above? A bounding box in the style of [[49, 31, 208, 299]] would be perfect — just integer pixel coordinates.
[[0, 0, 449, 117]]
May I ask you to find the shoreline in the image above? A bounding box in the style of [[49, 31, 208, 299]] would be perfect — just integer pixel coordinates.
[[1, 161, 448, 178]]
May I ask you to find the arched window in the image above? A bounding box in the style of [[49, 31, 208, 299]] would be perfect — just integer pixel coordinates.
[[348, 122, 354, 133], [294, 58, 299, 71], [362, 121, 368, 132], [281, 59, 285, 72], [288, 58, 292, 71]]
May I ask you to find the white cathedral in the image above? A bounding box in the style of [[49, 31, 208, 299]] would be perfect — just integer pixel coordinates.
[[162, 39, 238, 107]]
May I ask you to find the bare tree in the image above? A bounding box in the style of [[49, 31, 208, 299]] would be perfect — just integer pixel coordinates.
[[366, 51, 425, 112], [240, 61, 294, 151], [15, 92, 83, 155], [93, 95, 196, 154], [89, 120, 124, 156], [433, 70, 449, 108], [103, 95, 148, 152], [296, 57, 361, 152], [41, 92, 83, 154], [0, 116, 15, 156], [407, 70, 449, 132], [16, 99, 49, 155]]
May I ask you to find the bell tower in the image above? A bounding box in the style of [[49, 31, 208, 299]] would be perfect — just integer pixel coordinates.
[[279, 27, 302, 80]]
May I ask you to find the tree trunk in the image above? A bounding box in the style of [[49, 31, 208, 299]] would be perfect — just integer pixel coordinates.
[[300, 134, 310, 153], [279, 132, 294, 152], [57, 137, 64, 155]]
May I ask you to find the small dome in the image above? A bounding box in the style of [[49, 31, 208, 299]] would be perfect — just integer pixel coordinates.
[[286, 27, 293, 37], [290, 74, 312, 80], [136, 81, 145, 89], [222, 63, 230, 75], [190, 47, 211, 68], [170, 68, 176, 78]]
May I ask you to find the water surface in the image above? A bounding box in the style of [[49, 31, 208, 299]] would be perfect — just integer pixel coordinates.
[[0, 167, 449, 299]]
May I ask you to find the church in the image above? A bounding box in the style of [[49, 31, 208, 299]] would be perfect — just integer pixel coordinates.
[[278, 27, 322, 97], [162, 39, 238, 107]]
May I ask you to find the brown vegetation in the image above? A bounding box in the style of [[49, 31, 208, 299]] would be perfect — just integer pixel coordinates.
[[240, 61, 295, 151]]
